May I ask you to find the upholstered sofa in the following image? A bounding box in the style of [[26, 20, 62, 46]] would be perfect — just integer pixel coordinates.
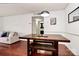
[[0, 32, 20, 44]]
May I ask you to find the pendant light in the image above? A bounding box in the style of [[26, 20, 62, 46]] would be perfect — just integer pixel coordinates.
[[40, 11, 49, 17]]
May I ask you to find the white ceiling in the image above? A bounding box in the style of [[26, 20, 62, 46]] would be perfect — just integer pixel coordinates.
[[0, 3, 68, 16]]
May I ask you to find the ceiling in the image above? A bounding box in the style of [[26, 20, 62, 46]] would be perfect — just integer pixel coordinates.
[[0, 3, 68, 16]]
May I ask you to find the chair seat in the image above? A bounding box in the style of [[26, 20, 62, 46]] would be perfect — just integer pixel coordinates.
[[30, 43, 56, 51]]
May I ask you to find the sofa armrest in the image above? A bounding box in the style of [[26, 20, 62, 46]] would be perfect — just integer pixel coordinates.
[[7, 32, 20, 44], [8, 32, 18, 39]]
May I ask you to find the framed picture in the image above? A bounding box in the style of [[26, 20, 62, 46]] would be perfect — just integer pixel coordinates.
[[68, 7, 79, 23], [50, 17, 56, 25]]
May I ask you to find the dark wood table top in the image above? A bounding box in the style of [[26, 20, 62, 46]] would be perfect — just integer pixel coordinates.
[[19, 34, 70, 42]]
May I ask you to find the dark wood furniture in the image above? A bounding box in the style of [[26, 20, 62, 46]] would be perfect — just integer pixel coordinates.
[[30, 42, 56, 56], [30, 43, 55, 51], [31, 39, 55, 55], [19, 34, 70, 56]]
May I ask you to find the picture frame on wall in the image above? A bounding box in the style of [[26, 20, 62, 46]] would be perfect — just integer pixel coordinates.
[[68, 7, 79, 23], [50, 17, 56, 25]]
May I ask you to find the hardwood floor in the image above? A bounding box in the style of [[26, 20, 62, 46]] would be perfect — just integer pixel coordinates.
[[0, 41, 27, 56], [0, 40, 74, 56]]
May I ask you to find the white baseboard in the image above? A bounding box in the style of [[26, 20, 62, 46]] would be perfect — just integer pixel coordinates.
[[64, 44, 78, 56]]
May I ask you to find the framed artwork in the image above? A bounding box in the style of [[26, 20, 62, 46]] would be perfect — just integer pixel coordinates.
[[68, 7, 79, 23], [50, 17, 56, 25]]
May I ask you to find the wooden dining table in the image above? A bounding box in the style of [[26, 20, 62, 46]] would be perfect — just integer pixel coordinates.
[[19, 34, 70, 56]]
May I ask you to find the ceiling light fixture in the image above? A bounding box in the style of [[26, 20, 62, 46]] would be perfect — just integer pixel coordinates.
[[40, 11, 49, 17]]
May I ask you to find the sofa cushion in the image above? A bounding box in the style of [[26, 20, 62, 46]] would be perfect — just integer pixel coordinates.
[[1, 32, 10, 37]]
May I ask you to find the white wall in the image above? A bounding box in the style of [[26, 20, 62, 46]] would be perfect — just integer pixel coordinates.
[[2, 10, 66, 35], [44, 10, 66, 34], [2, 14, 32, 35], [64, 3, 79, 55], [65, 3, 79, 35], [0, 17, 3, 31]]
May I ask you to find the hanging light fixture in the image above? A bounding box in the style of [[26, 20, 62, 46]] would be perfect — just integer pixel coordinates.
[[40, 11, 49, 17]]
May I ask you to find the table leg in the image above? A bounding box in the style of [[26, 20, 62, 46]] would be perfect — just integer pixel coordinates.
[[32, 40, 37, 54], [27, 39, 30, 56], [53, 41, 58, 56]]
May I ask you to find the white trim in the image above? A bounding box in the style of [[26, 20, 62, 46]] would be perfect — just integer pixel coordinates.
[[65, 44, 78, 55]]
